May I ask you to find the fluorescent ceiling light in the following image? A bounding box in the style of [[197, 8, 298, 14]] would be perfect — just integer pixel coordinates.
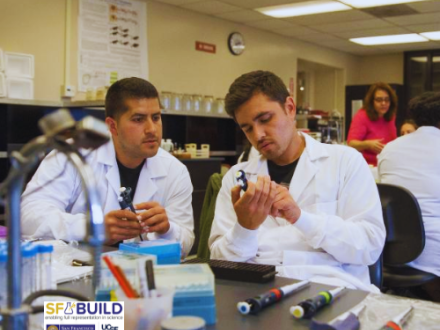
[[350, 34, 428, 45], [420, 31, 440, 40], [339, 0, 428, 8], [256, 0, 351, 18]]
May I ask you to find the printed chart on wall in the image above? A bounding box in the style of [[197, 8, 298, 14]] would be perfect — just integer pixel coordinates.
[[78, 0, 148, 92]]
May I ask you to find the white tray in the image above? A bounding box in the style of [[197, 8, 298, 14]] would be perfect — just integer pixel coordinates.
[[5, 52, 34, 78]]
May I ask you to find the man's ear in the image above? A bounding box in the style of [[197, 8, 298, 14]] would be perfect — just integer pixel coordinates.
[[105, 117, 118, 136], [285, 96, 296, 118]]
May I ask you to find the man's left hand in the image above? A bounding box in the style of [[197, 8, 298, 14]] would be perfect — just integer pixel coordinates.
[[270, 184, 301, 224], [135, 201, 170, 235]]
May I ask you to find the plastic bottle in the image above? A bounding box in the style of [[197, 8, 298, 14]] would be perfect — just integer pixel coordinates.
[[0, 247, 7, 309], [39, 245, 54, 290]]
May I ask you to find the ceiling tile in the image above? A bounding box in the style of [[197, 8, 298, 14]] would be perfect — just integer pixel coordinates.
[[385, 12, 440, 26], [334, 26, 411, 39], [377, 40, 440, 51], [282, 9, 374, 25], [272, 25, 321, 37], [405, 22, 440, 33], [293, 33, 342, 42], [214, 10, 270, 23], [407, 1, 440, 13], [181, 1, 242, 15], [153, 0, 202, 5], [312, 19, 393, 33], [216, 0, 306, 10], [245, 19, 298, 31]]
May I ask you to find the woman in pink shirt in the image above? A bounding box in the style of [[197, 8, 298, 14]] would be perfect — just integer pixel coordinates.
[[347, 82, 397, 166]]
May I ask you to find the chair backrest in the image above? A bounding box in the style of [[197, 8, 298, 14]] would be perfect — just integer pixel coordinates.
[[377, 183, 425, 266], [368, 253, 383, 289]]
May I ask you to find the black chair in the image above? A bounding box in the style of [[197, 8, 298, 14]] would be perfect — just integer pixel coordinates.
[[377, 183, 437, 288], [368, 253, 383, 289]]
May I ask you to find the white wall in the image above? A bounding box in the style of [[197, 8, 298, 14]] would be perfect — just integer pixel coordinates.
[[356, 53, 404, 85]]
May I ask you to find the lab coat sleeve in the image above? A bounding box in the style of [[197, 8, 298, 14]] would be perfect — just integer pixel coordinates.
[[21, 151, 87, 241], [154, 165, 195, 257], [294, 151, 385, 266], [209, 167, 260, 261]]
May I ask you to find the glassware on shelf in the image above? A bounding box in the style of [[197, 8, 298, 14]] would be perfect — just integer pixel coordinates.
[[160, 91, 172, 111], [182, 94, 193, 112], [192, 94, 202, 112], [171, 93, 182, 111], [215, 98, 225, 115], [202, 95, 214, 114]]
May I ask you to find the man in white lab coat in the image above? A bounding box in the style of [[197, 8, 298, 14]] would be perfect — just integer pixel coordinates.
[[21, 78, 194, 255], [209, 71, 385, 291], [378, 91, 440, 300]]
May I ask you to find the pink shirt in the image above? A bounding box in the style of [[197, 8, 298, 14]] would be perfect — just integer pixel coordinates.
[[347, 108, 397, 166]]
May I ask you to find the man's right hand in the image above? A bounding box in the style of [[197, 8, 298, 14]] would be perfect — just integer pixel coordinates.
[[368, 138, 385, 153], [231, 175, 277, 230], [104, 210, 142, 245]]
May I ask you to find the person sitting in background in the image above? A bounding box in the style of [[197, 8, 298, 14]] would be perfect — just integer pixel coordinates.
[[347, 82, 398, 166], [400, 119, 418, 136], [209, 70, 385, 291], [21, 77, 194, 255], [378, 91, 440, 301]]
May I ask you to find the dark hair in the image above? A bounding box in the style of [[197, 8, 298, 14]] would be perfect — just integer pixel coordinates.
[[408, 91, 440, 128], [225, 71, 289, 119], [363, 82, 397, 121], [105, 77, 160, 119]]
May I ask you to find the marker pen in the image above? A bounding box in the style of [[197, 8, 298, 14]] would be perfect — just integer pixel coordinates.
[[290, 286, 346, 319], [237, 280, 309, 315]]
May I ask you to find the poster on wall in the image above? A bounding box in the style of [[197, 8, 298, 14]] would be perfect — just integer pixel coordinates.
[[78, 0, 148, 92]]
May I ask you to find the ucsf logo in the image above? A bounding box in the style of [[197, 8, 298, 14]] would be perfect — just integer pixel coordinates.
[[102, 325, 118, 330]]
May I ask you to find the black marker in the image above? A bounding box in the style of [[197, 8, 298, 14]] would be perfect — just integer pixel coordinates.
[[145, 259, 157, 298], [119, 187, 144, 241], [235, 170, 248, 191], [237, 280, 309, 315], [290, 286, 346, 319]]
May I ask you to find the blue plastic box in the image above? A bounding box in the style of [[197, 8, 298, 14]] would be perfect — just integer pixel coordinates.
[[119, 239, 181, 265]]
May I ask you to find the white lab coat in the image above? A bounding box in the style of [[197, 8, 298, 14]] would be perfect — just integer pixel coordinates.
[[209, 133, 385, 291], [21, 141, 195, 256], [378, 126, 440, 276]]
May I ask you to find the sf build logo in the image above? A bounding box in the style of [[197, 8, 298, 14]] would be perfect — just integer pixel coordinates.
[[44, 301, 124, 329]]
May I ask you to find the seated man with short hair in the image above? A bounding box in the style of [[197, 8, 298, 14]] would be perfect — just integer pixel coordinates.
[[209, 71, 385, 291], [21, 77, 194, 256]]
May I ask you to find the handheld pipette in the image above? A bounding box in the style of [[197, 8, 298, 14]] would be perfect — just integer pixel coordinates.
[[237, 280, 309, 315], [119, 186, 144, 241], [378, 306, 413, 330], [235, 170, 248, 192], [310, 304, 366, 330], [290, 286, 346, 319]]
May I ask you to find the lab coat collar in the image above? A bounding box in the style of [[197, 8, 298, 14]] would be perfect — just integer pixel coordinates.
[[243, 133, 330, 202], [414, 126, 440, 137], [96, 140, 166, 202]]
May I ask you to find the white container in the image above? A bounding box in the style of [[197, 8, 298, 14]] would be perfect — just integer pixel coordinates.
[[6, 77, 34, 99], [0, 72, 6, 97], [0, 48, 4, 72], [5, 52, 34, 78]]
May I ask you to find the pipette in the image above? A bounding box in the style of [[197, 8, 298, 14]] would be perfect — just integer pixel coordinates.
[[119, 186, 144, 241], [290, 286, 346, 319], [237, 280, 309, 315], [310, 304, 366, 330], [235, 170, 248, 191], [378, 306, 413, 330]]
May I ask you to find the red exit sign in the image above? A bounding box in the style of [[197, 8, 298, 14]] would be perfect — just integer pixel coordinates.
[[196, 41, 216, 54]]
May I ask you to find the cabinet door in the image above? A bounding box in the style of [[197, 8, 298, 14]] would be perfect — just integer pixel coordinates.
[[406, 54, 429, 102], [432, 53, 440, 93]]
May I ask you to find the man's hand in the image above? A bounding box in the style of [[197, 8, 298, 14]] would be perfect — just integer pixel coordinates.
[[270, 184, 301, 224], [368, 138, 385, 153], [135, 201, 170, 235], [231, 175, 277, 230], [104, 210, 142, 245]]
